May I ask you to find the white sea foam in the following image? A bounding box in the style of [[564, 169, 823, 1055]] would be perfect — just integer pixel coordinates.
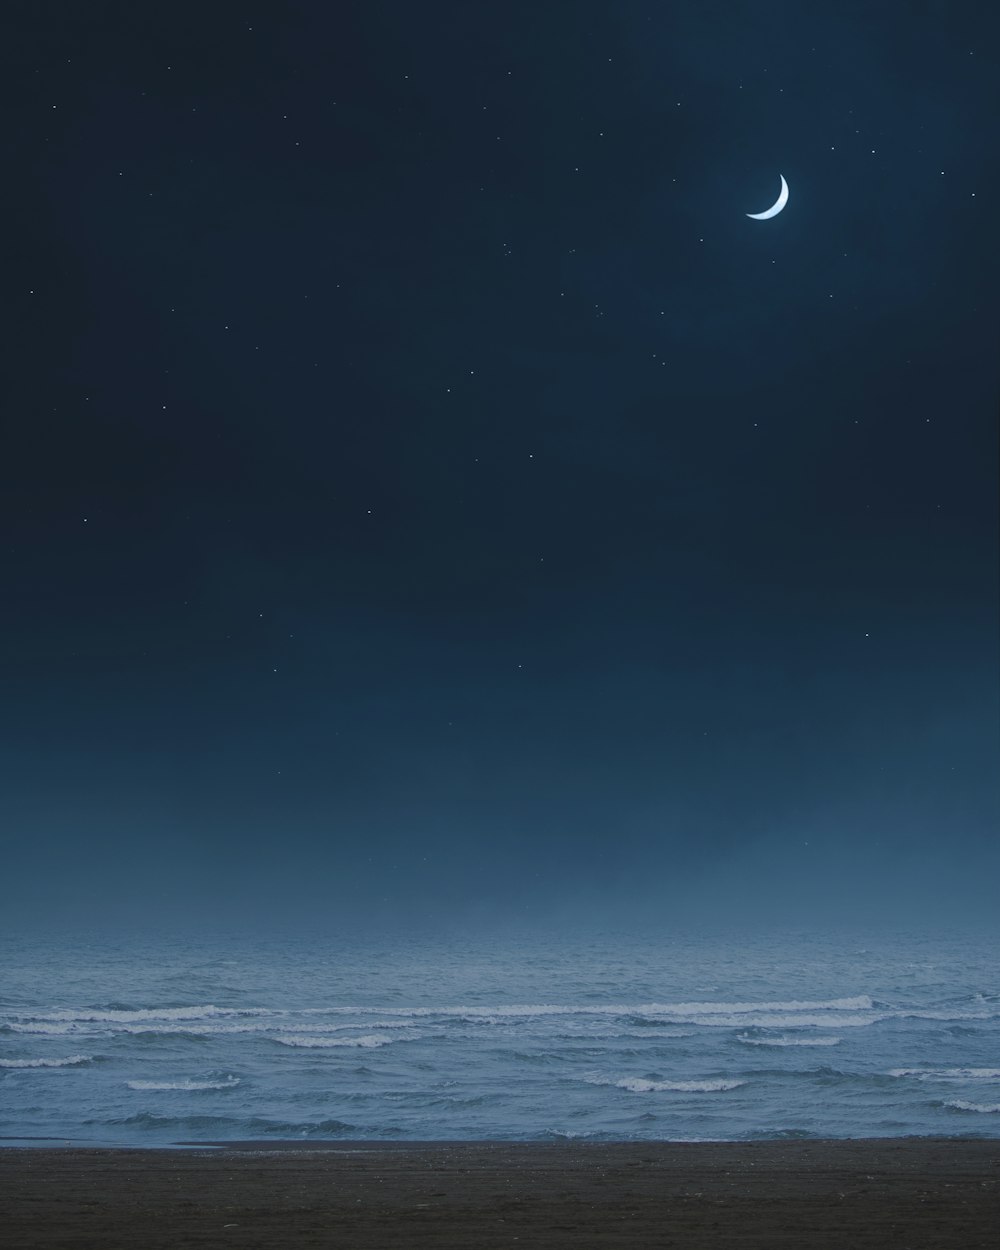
[[14, 1005, 275, 1024], [2, 996, 885, 1033], [7, 1022, 80, 1036], [0, 1055, 92, 1068], [336, 1020, 415, 1030], [586, 1074, 745, 1093], [888, 1068, 1000, 1081], [274, 1034, 400, 1049], [126, 1077, 241, 1091], [600, 1029, 697, 1040], [121, 1022, 277, 1036], [4, 1010, 879, 1034], [356, 996, 876, 1019], [630, 1077, 745, 1093], [5, 1015, 422, 1038], [683, 1012, 879, 1029], [153, 1019, 417, 1037], [896, 1010, 997, 1022], [737, 1035, 841, 1047], [945, 1100, 1000, 1113]]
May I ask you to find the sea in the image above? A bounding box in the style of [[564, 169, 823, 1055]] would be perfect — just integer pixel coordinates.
[[2, 928, 998, 1145]]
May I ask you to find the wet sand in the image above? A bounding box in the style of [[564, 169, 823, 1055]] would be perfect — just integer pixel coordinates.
[[1, 1138, 997, 1248]]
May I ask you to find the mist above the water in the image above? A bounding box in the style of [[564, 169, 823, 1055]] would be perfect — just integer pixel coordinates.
[[5, 792, 996, 939]]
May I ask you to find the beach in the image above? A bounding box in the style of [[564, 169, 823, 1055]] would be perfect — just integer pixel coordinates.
[[1, 1138, 997, 1248]]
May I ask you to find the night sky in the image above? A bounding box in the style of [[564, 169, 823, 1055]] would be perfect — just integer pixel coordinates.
[[4, 2, 998, 930]]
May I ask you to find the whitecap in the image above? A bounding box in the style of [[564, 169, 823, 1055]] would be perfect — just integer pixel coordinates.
[[895, 1010, 997, 1022], [126, 1077, 241, 1091], [737, 1035, 841, 1047], [274, 1034, 401, 1049], [7, 1022, 79, 1036], [684, 1012, 880, 1029], [622, 1077, 746, 1093], [585, 1074, 745, 1093], [594, 1029, 696, 1040], [294, 996, 874, 1020], [15, 1005, 275, 1024], [946, 1100, 1000, 1114], [887, 1068, 1000, 1081], [3, 996, 878, 1029], [0, 1055, 92, 1068]]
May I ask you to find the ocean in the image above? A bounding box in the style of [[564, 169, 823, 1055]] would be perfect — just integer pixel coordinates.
[[2, 928, 997, 1145]]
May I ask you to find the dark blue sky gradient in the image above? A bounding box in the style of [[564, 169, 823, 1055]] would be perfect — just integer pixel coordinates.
[[2, 1, 997, 928]]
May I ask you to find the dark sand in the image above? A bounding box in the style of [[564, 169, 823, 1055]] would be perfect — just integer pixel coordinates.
[[1, 1139, 997, 1248]]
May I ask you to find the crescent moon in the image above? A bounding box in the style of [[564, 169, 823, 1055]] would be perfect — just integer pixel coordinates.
[[746, 174, 789, 220]]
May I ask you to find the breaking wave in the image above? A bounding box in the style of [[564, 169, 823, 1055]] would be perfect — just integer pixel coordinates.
[[946, 1100, 1000, 1114], [353, 996, 875, 1020], [887, 1068, 1000, 1081], [585, 1074, 746, 1093], [126, 1077, 241, 1091], [737, 1035, 841, 1047], [0, 1055, 93, 1068], [15, 1006, 274, 1024], [274, 1034, 403, 1049], [101, 1112, 359, 1135]]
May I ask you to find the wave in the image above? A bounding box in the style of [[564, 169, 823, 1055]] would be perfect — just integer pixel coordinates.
[[332, 1020, 417, 1030], [6, 1022, 83, 1036], [582, 1027, 696, 1040], [4, 1016, 422, 1039], [12, 1005, 275, 1025], [352, 996, 875, 1019], [888, 1068, 1000, 1081], [0, 1055, 93, 1068], [126, 1077, 241, 1091], [274, 1034, 401, 1049], [585, 1074, 746, 1093], [623, 1078, 746, 1093], [8, 994, 993, 1033], [25, 995, 990, 1043], [894, 1010, 997, 1022], [100, 1112, 358, 1135], [676, 1012, 878, 1029], [165, 1019, 419, 1037], [737, 1035, 841, 1047], [542, 1129, 638, 1141], [110, 1022, 311, 1038], [946, 1100, 1000, 1114], [7, 1012, 878, 1036]]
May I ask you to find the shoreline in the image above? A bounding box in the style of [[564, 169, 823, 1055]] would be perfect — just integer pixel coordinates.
[[2, 1129, 998, 1144], [2, 1138, 997, 1248], [2, 1132, 998, 1154], [1, 1132, 998, 1149]]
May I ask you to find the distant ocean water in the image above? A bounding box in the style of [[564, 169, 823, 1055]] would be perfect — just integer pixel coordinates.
[[1, 930, 998, 1144]]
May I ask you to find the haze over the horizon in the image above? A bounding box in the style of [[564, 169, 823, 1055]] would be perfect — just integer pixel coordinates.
[[2, 1, 997, 934]]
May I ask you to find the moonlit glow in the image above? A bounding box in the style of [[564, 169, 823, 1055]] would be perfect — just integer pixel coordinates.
[[746, 174, 789, 220]]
